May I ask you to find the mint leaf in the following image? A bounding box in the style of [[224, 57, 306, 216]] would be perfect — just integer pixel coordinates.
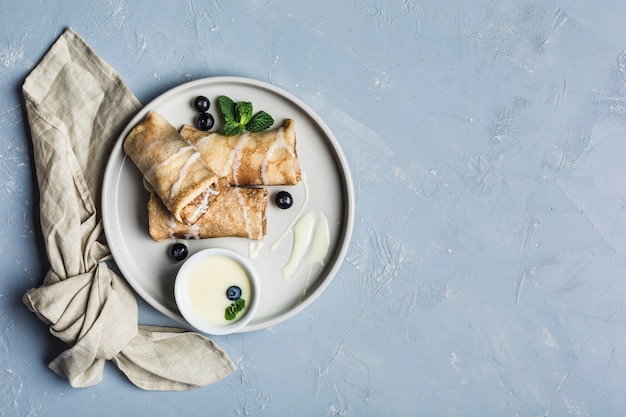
[[224, 298, 246, 321], [224, 121, 245, 136], [246, 111, 274, 132], [225, 305, 236, 320], [217, 95, 236, 122], [235, 101, 253, 125]]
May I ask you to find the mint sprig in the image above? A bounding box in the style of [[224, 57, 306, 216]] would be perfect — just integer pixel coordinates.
[[218, 95, 274, 135], [225, 298, 246, 321]]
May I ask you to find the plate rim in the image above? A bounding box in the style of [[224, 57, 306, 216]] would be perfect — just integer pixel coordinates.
[[102, 75, 355, 332]]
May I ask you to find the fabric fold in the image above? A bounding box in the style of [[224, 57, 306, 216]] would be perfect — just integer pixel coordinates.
[[112, 326, 236, 390], [22, 28, 235, 390]]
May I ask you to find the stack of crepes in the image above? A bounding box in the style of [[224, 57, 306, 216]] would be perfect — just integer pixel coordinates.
[[123, 111, 301, 242]]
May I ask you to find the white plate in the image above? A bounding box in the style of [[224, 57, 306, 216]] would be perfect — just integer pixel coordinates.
[[102, 76, 355, 332]]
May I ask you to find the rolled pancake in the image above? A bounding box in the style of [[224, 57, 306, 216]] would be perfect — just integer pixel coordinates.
[[148, 186, 268, 242], [124, 111, 220, 225], [179, 118, 301, 186]]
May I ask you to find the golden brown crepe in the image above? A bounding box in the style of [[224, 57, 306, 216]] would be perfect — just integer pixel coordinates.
[[179, 118, 301, 186], [124, 111, 220, 225], [147, 186, 268, 242]]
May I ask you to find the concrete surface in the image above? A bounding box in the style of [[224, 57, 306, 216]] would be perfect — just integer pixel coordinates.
[[2, 0, 626, 415]]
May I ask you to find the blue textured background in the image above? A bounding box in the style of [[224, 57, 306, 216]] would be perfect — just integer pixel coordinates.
[[2, 1, 626, 415]]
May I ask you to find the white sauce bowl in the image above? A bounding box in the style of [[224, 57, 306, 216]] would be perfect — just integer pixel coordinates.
[[174, 248, 260, 335]]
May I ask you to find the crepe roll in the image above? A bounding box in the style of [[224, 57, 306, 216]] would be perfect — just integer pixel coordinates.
[[179, 118, 301, 186], [147, 186, 268, 242], [124, 111, 220, 225]]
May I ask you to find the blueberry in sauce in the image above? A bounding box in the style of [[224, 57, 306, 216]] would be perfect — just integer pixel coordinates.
[[275, 191, 293, 209], [226, 286, 242, 301]]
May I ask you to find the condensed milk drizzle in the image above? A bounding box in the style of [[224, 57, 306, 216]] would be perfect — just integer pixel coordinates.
[[229, 133, 251, 186], [281, 210, 330, 281]]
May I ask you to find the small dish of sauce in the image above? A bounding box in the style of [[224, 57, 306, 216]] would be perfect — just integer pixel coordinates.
[[174, 248, 260, 335]]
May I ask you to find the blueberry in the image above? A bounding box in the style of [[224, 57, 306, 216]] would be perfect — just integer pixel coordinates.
[[275, 191, 293, 209], [170, 242, 188, 262], [193, 95, 210, 112], [226, 286, 242, 301], [195, 112, 215, 131]]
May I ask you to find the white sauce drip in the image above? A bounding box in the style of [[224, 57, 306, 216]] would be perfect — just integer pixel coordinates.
[[144, 144, 193, 186], [280, 210, 330, 281], [230, 133, 251, 186], [260, 127, 291, 184], [281, 210, 317, 281], [248, 240, 263, 260], [186, 187, 212, 225], [305, 212, 330, 266], [195, 132, 218, 152], [235, 187, 252, 239], [185, 224, 201, 240], [169, 151, 201, 201]]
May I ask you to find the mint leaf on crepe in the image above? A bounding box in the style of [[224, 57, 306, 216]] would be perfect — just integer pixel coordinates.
[[246, 111, 274, 132], [224, 121, 245, 136]]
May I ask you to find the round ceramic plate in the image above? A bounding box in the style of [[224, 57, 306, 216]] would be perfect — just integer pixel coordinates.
[[102, 76, 354, 332]]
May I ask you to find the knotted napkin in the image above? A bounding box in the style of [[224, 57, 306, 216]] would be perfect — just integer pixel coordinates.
[[21, 28, 236, 390]]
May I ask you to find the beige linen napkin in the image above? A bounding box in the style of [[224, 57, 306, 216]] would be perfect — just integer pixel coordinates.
[[21, 28, 235, 390]]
